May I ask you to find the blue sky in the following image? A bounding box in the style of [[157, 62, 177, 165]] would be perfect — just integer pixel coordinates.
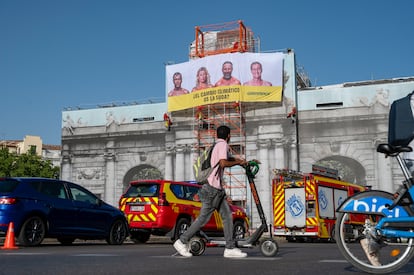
[[1, 0, 413, 145]]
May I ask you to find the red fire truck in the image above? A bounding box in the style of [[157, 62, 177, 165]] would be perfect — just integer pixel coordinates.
[[272, 165, 367, 242]]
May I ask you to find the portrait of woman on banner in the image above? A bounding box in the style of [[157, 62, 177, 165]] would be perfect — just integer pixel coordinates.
[[192, 67, 213, 92]]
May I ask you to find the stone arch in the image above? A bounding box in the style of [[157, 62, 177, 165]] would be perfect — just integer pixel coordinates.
[[122, 164, 163, 192], [315, 155, 366, 186]]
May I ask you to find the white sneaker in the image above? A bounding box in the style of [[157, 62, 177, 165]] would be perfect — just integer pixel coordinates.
[[223, 248, 247, 258], [173, 239, 192, 257]]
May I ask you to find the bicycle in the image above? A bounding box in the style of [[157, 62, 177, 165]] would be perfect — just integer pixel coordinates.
[[335, 143, 414, 274]]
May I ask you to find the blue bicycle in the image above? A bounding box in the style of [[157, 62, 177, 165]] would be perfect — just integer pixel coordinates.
[[335, 143, 414, 274]]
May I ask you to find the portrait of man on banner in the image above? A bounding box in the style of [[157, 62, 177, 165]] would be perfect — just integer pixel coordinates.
[[243, 61, 272, 87], [168, 72, 190, 97]]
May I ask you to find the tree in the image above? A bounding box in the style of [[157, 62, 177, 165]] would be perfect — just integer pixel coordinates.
[[0, 148, 15, 177], [0, 148, 59, 178]]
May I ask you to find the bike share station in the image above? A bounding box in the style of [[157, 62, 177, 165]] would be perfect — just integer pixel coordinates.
[[189, 161, 279, 257]]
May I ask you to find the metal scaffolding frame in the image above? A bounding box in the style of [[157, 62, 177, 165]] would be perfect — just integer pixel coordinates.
[[192, 102, 247, 205], [189, 20, 258, 207]]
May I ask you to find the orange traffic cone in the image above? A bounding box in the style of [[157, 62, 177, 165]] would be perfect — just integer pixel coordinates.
[[2, 222, 18, 249]]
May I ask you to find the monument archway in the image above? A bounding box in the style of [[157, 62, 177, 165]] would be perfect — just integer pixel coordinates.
[[316, 156, 366, 186], [122, 164, 163, 191]]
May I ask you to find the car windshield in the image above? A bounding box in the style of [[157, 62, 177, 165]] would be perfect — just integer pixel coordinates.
[[125, 183, 159, 197], [0, 179, 19, 193]]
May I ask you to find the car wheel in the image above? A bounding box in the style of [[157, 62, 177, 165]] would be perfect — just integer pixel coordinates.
[[174, 217, 190, 241], [17, 216, 46, 246], [233, 220, 246, 240], [57, 237, 75, 245], [106, 219, 128, 245], [130, 232, 151, 243]]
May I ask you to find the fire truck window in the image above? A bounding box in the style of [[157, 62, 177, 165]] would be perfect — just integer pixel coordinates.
[[125, 184, 159, 197], [307, 201, 316, 217], [171, 184, 185, 199], [185, 186, 200, 201]]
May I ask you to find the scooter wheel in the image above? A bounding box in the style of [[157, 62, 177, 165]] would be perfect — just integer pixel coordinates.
[[189, 237, 206, 256], [260, 239, 278, 257]]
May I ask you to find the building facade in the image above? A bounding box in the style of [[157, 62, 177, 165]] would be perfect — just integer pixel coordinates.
[[60, 50, 414, 228]]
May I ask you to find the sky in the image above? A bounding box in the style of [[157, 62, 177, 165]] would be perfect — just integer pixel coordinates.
[[1, 0, 413, 145]]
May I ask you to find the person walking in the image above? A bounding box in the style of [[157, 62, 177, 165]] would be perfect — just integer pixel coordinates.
[[173, 125, 248, 258]]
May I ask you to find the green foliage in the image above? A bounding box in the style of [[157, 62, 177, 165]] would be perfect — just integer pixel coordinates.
[[0, 148, 15, 177], [0, 148, 59, 178]]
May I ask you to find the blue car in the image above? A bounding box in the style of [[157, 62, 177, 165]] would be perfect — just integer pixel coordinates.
[[0, 177, 128, 246]]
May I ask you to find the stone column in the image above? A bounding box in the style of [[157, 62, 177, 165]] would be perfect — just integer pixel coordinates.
[[104, 140, 116, 206], [377, 148, 394, 192], [273, 139, 285, 170], [60, 144, 72, 181], [290, 142, 298, 170], [175, 145, 185, 181], [256, 139, 272, 229], [184, 145, 191, 181], [165, 146, 174, 180]]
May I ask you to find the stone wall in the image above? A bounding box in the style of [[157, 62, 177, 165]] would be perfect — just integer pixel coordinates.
[[61, 102, 395, 228]]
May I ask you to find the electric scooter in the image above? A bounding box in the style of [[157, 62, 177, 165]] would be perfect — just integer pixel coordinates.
[[189, 160, 279, 257]]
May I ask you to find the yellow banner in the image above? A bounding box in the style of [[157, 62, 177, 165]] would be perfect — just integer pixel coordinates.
[[168, 85, 282, 112], [241, 85, 282, 102], [166, 52, 284, 112]]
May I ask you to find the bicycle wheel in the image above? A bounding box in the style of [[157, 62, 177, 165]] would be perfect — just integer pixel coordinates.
[[335, 193, 414, 274]]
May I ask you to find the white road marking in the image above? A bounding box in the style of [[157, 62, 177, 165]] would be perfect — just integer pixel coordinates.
[[153, 255, 282, 260], [3, 252, 49, 255], [319, 259, 349, 263], [72, 254, 119, 257], [233, 257, 282, 261]]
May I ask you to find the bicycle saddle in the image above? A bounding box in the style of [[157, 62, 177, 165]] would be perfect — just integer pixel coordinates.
[[377, 143, 412, 156]]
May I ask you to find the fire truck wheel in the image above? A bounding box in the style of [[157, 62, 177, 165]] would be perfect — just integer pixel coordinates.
[[260, 239, 278, 257], [174, 217, 191, 241], [286, 236, 295, 242], [189, 237, 206, 256], [130, 232, 151, 243]]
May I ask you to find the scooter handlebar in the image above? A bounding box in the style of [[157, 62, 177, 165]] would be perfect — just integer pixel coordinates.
[[245, 160, 260, 178]]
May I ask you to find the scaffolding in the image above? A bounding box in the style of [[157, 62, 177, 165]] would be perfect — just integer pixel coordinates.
[[189, 21, 257, 206], [193, 102, 246, 205], [189, 20, 257, 60], [188, 20, 260, 207]]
